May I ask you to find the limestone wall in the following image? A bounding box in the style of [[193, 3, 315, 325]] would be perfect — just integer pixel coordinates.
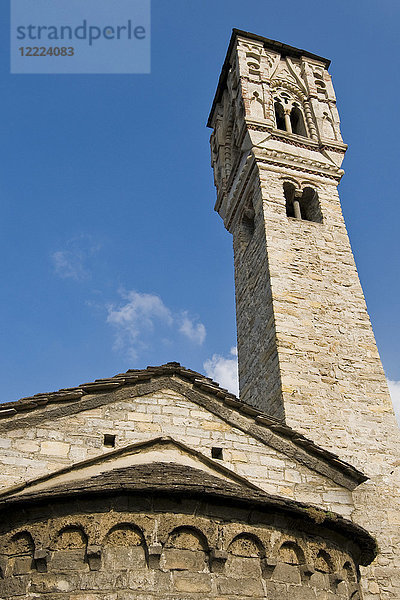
[[208, 31, 400, 598], [255, 165, 400, 599], [0, 384, 354, 515]]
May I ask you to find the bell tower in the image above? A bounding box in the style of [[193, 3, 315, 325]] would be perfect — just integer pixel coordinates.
[[208, 31, 400, 597], [208, 29, 398, 463]]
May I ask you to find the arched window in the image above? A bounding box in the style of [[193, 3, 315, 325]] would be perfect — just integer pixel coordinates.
[[290, 105, 307, 137], [274, 94, 308, 138], [283, 183, 322, 223], [283, 182, 296, 218], [274, 101, 286, 131]]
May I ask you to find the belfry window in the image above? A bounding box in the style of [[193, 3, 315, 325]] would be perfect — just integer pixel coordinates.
[[274, 101, 286, 131], [274, 94, 308, 137], [283, 183, 322, 223]]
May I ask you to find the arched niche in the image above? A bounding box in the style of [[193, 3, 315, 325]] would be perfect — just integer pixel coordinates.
[[8, 532, 35, 576], [322, 112, 336, 139], [278, 540, 305, 566], [272, 540, 305, 586], [315, 549, 334, 573], [225, 533, 265, 579], [250, 91, 264, 120], [283, 181, 297, 218], [51, 526, 88, 572], [103, 523, 147, 571], [161, 526, 209, 572]]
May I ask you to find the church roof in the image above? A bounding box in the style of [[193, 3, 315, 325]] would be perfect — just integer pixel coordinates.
[[0, 362, 367, 488], [0, 460, 377, 565]]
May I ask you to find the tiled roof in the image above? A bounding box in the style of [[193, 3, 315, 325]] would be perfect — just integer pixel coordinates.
[[0, 461, 376, 565], [0, 362, 367, 486]]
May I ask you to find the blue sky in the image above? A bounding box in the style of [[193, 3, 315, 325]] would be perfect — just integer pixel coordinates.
[[1, 1, 399, 419]]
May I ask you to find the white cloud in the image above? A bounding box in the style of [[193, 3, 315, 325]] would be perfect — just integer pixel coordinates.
[[203, 355, 400, 419], [106, 290, 206, 360], [106, 290, 173, 359], [387, 380, 400, 425], [51, 235, 100, 281], [52, 250, 87, 281], [204, 347, 239, 396], [179, 312, 206, 345]]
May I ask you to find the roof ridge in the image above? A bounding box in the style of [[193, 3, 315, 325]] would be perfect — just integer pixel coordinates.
[[0, 363, 367, 486]]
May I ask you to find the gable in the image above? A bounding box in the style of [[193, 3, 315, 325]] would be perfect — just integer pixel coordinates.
[[1, 436, 262, 501], [0, 368, 360, 517]]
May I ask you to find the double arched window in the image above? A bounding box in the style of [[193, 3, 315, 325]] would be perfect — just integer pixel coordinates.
[[274, 93, 307, 137], [283, 182, 322, 223]]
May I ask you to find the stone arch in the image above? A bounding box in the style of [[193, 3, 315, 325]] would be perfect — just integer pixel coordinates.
[[51, 525, 88, 571], [8, 531, 35, 576], [103, 523, 147, 570], [227, 532, 265, 557], [301, 186, 323, 223], [270, 81, 317, 139], [225, 533, 265, 579], [54, 525, 88, 550], [271, 540, 305, 586], [161, 526, 209, 572], [277, 540, 305, 565], [315, 549, 334, 573]]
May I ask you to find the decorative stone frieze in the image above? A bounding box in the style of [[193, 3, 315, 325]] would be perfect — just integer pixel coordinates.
[[0, 484, 370, 600]]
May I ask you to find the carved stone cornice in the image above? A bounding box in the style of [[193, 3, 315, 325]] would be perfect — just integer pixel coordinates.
[[247, 122, 320, 150], [256, 156, 342, 181]]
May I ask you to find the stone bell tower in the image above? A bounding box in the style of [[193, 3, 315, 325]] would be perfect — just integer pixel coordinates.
[[208, 30, 400, 598]]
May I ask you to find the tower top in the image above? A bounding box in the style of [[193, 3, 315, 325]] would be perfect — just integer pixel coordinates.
[[208, 29, 330, 128]]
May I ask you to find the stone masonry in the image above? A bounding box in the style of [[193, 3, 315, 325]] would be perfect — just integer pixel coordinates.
[[0, 28, 399, 600], [208, 30, 400, 600], [0, 483, 371, 599], [0, 366, 375, 598]]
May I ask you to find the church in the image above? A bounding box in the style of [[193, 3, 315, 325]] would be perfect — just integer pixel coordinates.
[[0, 29, 398, 600]]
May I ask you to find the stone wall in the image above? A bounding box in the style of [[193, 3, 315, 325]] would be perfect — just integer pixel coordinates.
[[208, 31, 400, 599], [0, 383, 354, 515], [0, 494, 363, 600], [232, 178, 284, 419]]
